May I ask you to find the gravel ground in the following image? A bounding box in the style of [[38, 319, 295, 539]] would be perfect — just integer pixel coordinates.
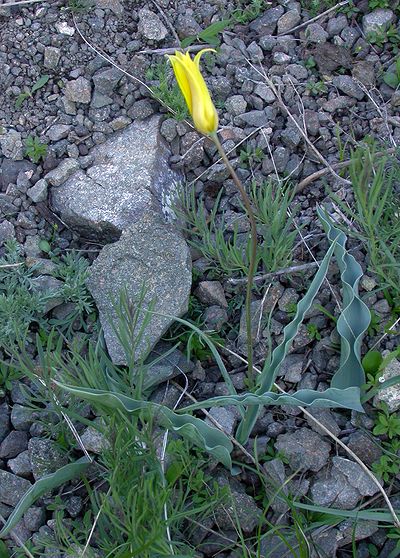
[[1, 0, 400, 555]]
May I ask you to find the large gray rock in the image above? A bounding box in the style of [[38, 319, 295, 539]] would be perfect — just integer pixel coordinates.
[[86, 209, 191, 364], [51, 116, 181, 242], [362, 9, 394, 35]]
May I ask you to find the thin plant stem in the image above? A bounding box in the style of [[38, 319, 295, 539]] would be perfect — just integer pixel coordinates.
[[211, 132, 258, 385]]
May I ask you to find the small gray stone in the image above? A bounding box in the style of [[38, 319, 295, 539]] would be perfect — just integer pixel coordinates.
[[305, 22, 329, 43], [45, 158, 80, 186], [24, 506, 46, 531], [281, 126, 302, 148], [44, 46, 61, 69], [272, 51, 291, 65], [307, 408, 341, 437], [81, 422, 110, 454], [144, 343, 193, 390], [91, 91, 113, 108], [28, 438, 68, 480], [203, 305, 228, 331], [332, 75, 364, 100], [332, 456, 381, 496], [0, 129, 24, 160], [225, 95, 247, 116], [0, 404, 10, 444], [92, 67, 122, 95], [362, 9, 394, 35], [47, 124, 71, 142], [8, 450, 32, 478], [11, 404, 33, 431], [195, 281, 227, 308], [0, 430, 28, 459], [311, 471, 360, 509], [327, 14, 348, 36], [279, 354, 304, 383], [347, 431, 382, 466], [64, 77, 92, 104], [235, 109, 274, 127], [32, 275, 63, 312], [27, 179, 48, 203], [0, 220, 15, 244], [277, 10, 301, 34], [275, 428, 330, 472], [253, 83, 275, 103], [373, 353, 400, 412], [213, 474, 262, 533], [287, 63, 309, 80], [323, 95, 356, 113], [206, 407, 237, 436], [0, 470, 31, 506], [337, 519, 379, 547], [138, 8, 168, 41], [250, 6, 285, 35]]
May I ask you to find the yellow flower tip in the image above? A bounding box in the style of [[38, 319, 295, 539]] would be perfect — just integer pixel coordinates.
[[168, 49, 218, 136]]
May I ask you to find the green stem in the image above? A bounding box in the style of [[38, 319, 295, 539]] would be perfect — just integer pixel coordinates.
[[211, 133, 258, 385]]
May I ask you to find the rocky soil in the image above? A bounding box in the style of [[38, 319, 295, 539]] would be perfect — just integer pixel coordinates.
[[1, 0, 400, 555]]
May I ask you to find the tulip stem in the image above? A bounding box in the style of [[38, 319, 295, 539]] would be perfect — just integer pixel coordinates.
[[211, 133, 258, 386]]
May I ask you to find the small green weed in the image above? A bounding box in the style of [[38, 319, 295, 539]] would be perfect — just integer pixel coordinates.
[[383, 56, 400, 88], [239, 145, 264, 168], [306, 80, 328, 96], [25, 135, 47, 164], [146, 60, 190, 121], [66, 0, 94, 12], [373, 402, 400, 439], [372, 454, 400, 482], [307, 323, 322, 341], [180, 19, 230, 48], [369, 0, 389, 9], [367, 24, 400, 52], [15, 75, 50, 109], [301, 0, 337, 19], [232, 0, 268, 24]]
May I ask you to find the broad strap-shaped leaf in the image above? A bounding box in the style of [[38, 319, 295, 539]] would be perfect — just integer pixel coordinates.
[[257, 239, 337, 393], [180, 386, 364, 414], [318, 207, 370, 390], [235, 240, 337, 443], [0, 457, 91, 538], [56, 384, 233, 469]]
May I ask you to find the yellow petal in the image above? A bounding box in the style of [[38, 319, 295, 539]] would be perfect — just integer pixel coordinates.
[[193, 48, 216, 68], [168, 55, 192, 113]]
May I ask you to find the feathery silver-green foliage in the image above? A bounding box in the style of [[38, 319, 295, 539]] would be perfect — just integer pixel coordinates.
[[175, 179, 299, 277]]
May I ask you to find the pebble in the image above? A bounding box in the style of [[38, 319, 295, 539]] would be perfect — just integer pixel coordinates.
[[64, 77, 92, 104], [43, 46, 61, 69], [362, 9, 394, 35], [138, 8, 168, 41]]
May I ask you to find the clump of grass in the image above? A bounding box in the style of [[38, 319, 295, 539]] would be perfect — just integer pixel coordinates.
[[175, 179, 298, 278], [330, 141, 400, 307]]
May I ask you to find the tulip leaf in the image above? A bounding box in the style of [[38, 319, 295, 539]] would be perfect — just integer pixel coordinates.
[[0, 457, 91, 538], [318, 207, 370, 391], [56, 384, 233, 469]]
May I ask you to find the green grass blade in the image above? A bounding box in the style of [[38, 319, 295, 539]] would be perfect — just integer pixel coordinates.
[[293, 501, 397, 523], [0, 457, 91, 538], [56, 384, 233, 468]]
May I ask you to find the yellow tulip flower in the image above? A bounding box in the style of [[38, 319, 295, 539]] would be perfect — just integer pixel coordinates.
[[168, 49, 218, 136]]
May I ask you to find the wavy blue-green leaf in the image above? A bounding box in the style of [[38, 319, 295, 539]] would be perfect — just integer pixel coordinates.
[[318, 207, 370, 390], [56, 384, 233, 469], [236, 239, 337, 443], [181, 386, 363, 413], [0, 457, 91, 538]]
